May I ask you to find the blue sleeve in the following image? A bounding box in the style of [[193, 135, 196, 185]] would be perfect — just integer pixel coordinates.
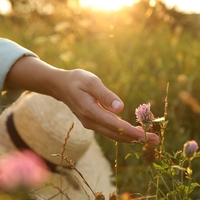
[[0, 38, 38, 112]]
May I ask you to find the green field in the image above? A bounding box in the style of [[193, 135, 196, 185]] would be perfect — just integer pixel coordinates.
[[1, 0, 200, 199]]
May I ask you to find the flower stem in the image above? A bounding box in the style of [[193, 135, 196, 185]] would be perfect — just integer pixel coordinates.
[[115, 141, 119, 199], [147, 170, 169, 199], [156, 173, 159, 200], [144, 130, 148, 144], [143, 125, 148, 144], [187, 159, 192, 198]]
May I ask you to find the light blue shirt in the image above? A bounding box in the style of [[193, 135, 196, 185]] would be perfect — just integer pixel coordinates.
[[0, 38, 38, 113]]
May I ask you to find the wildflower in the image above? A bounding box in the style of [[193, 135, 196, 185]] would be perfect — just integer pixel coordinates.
[[183, 140, 199, 159], [135, 103, 154, 125], [0, 150, 49, 191]]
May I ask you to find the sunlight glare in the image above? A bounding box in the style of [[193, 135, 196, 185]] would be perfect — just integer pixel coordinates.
[[163, 0, 200, 13], [80, 0, 138, 11], [80, 0, 200, 13], [0, 0, 11, 15]]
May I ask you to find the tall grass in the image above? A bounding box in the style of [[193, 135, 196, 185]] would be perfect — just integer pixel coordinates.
[[1, 0, 200, 198]]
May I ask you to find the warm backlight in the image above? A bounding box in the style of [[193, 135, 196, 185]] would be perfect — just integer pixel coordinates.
[[0, 0, 199, 14], [80, 0, 138, 11], [80, 0, 200, 13]]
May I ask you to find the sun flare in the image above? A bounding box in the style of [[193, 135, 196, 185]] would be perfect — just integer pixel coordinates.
[[80, 0, 138, 11], [164, 0, 200, 13], [0, 0, 199, 15], [0, 0, 11, 14], [80, 0, 200, 13]]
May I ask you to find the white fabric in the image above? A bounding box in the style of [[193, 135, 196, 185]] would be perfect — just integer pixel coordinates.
[[0, 95, 115, 199], [0, 38, 38, 112]]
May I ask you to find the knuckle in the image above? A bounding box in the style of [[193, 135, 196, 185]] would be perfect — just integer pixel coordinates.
[[85, 75, 100, 88], [100, 91, 112, 104]]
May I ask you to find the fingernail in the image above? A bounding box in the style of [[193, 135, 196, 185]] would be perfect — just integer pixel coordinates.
[[112, 100, 121, 110]]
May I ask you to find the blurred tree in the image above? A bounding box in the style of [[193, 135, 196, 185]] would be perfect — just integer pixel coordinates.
[[9, 0, 27, 8], [133, 0, 200, 35], [4, 0, 84, 20], [7, 0, 63, 15]]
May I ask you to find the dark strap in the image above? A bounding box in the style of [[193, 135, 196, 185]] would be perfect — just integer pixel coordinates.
[[6, 113, 69, 173]]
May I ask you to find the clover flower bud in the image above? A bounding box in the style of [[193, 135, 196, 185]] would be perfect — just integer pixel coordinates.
[[183, 140, 199, 159], [135, 103, 154, 125]]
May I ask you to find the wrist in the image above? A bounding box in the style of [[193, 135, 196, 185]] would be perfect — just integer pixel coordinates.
[[47, 68, 70, 102]]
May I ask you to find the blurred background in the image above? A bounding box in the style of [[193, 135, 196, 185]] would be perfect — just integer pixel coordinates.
[[1, 0, 200, 198]]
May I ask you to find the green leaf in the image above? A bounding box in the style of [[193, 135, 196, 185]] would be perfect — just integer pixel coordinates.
[[188, 183, 200, 193], [161, 159, 170, 168], [125, 153, 133, 160], [167, 167, 180, 176], [134, 152, 141, 159], [167, 185, 188, 197], [153, 162, 163, 169]]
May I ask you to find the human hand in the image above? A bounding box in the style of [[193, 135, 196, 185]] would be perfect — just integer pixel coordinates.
[[5, 56, 159, 144], [54, 69, 160, 144]]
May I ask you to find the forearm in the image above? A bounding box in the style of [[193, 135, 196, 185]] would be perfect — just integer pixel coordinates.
[[4, 56, 66, 100], [3, 52, 160, 144]]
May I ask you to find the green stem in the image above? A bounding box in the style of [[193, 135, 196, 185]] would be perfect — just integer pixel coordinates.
[[172, 178, 177, 200], [147, 170, 169, 199], [115, 141, 118, 199], [142, 125, 148, 144], [187, 159, 192, 198], [144, 129, 148, 144], [159, 175, 171, 193], [172, 179, 181, 200], [156, 174, 159, 200]]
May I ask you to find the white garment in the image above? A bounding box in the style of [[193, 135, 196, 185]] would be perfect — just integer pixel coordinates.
[[0, 38, 37, 113]]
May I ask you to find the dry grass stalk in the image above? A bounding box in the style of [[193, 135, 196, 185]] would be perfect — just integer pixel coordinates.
[[74, 175, 90, 199], [51, 122, 75, 200], [60, 122, 75, 167], [64, 156, 97, 198], [52, 121, 104, 199], [47, 183, 71, 200]]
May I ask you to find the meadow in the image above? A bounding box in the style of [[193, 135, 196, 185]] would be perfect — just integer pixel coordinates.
[[1, 0, 200, 199]]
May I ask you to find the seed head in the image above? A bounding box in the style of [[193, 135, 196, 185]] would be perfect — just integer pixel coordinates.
[[95, 192, 105, 200], [109, 191, 117, 200], [142, 143, 158, 164]]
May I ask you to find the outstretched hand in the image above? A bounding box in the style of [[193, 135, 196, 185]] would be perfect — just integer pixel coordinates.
[[5, 57, 159, 144], [55, 69, 160, 144]]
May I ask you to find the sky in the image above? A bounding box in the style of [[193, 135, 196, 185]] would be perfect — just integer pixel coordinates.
[[80, 0, 200, 13], [0, 0, 200, 14]]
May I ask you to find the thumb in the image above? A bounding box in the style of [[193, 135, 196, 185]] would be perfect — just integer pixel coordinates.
[[100, 90, 124, 113], [87, 77, 124, 113], [110, 99, 124, 113]]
